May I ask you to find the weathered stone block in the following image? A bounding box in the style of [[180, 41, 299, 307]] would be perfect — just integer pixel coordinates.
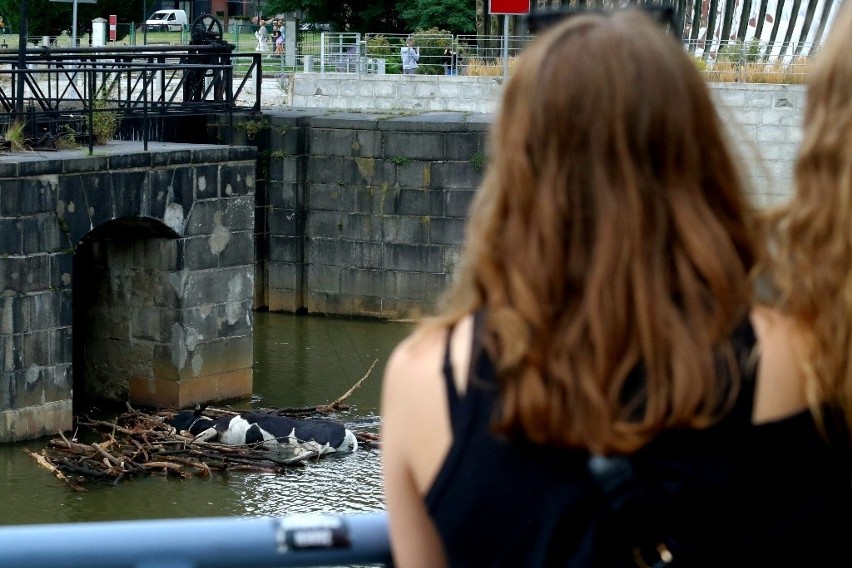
[[395, 271, 451, 302], [306, 238, 350, 267], [267, 288, 302, 313], [430, 161, 483, 190], [13, 178, 59, 215], [307, 264, 341, 294], [112, 171, 150, 218], [268, 235, 304, 263], [307, 156, 346, 185], [0, 333, 23, 373], [213, 300, 254, 339], [341, 213, 381, 241], [23, 214, 62, 254], [3, 255, 51, 294], [383, 132, 445, 161], [384, 243, 444, 272], [268, 208, 305, 238], [181, 267, 253, 308], [81, 173, 116, 228], [396, 161, 432, 191], [445, 132, 485, 161], [42, 364, 72, 403], [340, 268, 390, 299], [183, 235, 223, 271], [397, 189, 444, 217], [310, 183, 348, 212], [150, 166, 196, 222], [184, 199, 221, 237], [12, 367, 45, 408], [332, 293, 385, 318], [306, 210, 343, 239], [352, 241, 384, 269], [267, 261, 303, 292], [133, 306, 178, 343], [219, 231, 255, 269], [428, 217, 466, 245], [0, 218, 21, 254], [222, 195, 255, 232], [219, 162, 256, 197], [268, 181, 304, 209], [445, 189, 475, 218], [310, 128, 358, 157]]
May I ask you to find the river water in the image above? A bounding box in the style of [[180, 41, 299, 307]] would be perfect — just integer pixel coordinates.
[[0, 312, 413, 526]]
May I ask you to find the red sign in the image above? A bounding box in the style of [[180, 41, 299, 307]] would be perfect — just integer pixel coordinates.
[[489, 0, 531, 14], [109, 14, 117, 42]]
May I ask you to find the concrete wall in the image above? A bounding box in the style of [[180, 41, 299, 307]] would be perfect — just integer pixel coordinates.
[[224, 110, 491, 320], [224, 80, 805, 319], [0, 143, 256, 442], [265, 75, 804, 202]]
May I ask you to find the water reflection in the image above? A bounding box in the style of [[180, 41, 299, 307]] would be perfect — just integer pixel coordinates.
[[0, 313, 413, 526], [236, 449, 385, 517]]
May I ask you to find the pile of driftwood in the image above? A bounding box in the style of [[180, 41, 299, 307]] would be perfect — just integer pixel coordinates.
[[26, 364, 381, 492]]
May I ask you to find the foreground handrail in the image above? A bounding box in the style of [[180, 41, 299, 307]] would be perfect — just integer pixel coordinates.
[[0, 512, 390, 568]]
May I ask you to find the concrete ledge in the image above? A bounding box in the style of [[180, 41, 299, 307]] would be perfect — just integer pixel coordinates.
[[0, 400, 72, 443]]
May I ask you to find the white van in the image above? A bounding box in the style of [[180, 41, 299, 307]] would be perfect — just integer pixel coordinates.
[[145, 9, 188, 32]]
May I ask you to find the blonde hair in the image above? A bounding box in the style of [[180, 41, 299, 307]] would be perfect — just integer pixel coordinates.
[[759, 1, 852, 429], [430, 9, 757, 455]]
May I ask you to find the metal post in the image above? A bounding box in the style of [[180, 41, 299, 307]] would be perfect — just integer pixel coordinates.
[[15, 0, 29, 116], [502, 15, 509, 81], [72, 0, 78, 47]]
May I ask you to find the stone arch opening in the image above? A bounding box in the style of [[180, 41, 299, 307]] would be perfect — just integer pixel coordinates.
[[72, 218, 181, 415]]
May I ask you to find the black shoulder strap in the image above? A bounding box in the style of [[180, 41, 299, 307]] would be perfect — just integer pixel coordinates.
[[442, 324, 462, 424]]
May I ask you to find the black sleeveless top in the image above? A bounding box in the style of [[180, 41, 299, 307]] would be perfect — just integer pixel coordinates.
[[424, 313, 852, 567]]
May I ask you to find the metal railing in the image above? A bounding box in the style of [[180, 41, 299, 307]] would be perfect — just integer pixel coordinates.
[[0, 512, 391, 568], [1, 25, 818, 83], [0, 44, 261, 150], [685, 39, 817, 84]]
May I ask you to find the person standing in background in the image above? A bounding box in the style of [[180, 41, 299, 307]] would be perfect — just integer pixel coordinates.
[[255, 18, 268, 53], [401, 36, 419, 75], [443, 47, 458, 76], [273, 29, 284, 56]]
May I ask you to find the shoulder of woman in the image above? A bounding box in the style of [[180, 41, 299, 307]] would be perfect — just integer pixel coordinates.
[[384, 316, 475, 393], [751, 306, 811, 424], [385, 324, 448, 384]]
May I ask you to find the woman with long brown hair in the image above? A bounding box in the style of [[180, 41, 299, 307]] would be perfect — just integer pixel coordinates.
[[749, 0, 852, 559], [382, 6, 852, 567]]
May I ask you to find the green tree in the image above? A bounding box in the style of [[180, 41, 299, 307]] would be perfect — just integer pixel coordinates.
[[261, 0, 404, 32], [0, 0, 144, 38], [398, 0, 476, 35]]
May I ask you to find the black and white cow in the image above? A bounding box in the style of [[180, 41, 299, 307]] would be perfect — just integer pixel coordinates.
[[169, 408, 358, 456]]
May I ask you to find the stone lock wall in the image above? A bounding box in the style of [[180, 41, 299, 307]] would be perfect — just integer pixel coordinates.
[[224, 109, 492, 320], [222, 81, 804, 321], [0, 143, 256, 443]]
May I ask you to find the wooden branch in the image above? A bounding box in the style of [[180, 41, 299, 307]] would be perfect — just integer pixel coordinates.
[[142, 461, 191, 478], [77, 416, 136, 436], [25, 449, 87, 492], [320, 358, 378, 411], [92, 442, 125, 469], [50, 435, 97, 456]]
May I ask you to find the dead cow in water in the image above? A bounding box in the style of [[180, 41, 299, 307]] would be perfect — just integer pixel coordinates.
[[169, 407, 358, 456]]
